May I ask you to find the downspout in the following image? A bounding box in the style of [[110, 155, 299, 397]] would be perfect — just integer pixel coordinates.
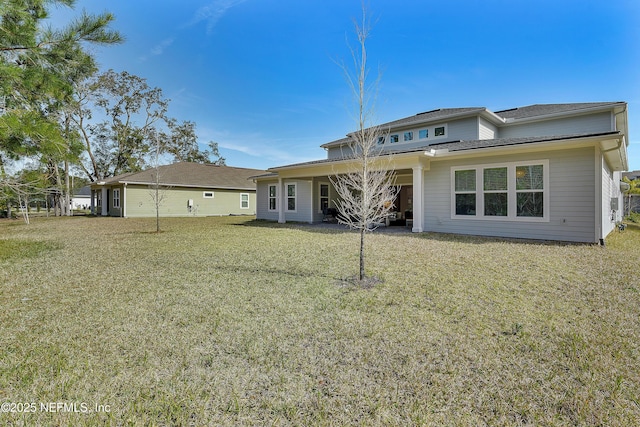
[[595, 148, 603, 245]]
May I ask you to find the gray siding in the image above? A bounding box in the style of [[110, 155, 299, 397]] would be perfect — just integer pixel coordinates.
[[284, 180, 313, 222], [256, 179, 314, 223], [256, 180, 280, 221], [498, 112, 612, 139], [479, 117, 497, 139], [446, 117, 479, 141], [326, 117, 481, 158], [423, 147, 597, 242]]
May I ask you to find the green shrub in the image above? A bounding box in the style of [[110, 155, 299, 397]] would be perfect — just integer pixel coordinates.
[[626, 211, 640, 223]]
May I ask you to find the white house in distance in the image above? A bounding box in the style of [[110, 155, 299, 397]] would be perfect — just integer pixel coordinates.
[[255, 102, 629, 244]]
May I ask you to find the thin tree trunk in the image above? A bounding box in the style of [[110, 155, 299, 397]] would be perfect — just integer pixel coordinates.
[[359, 228, 365, 281], [64, 160, 71, 216]]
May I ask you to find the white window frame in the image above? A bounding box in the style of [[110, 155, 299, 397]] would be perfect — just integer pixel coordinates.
[[450, 160, 549, 222], [113, 189, 120, 208], [433, 124, 448, 139], [268, 184, 278, 212], [203, 191, 214, 198], [240, 193, 249, 209], [318, 182, 329, 213], [286, 183, 297, 212]]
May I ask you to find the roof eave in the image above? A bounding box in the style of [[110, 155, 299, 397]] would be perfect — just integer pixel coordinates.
[[503, 102, 627, 124], [321, 108, 492, 149]]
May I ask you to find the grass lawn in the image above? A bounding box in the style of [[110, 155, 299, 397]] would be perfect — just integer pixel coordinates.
[[1, 216, 639, 426]]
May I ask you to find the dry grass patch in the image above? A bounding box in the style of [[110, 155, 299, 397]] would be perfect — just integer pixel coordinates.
[[0, 216, 638, 426]]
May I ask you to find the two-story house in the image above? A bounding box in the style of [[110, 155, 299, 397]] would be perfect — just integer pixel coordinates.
[[255, 102, 629, 243]]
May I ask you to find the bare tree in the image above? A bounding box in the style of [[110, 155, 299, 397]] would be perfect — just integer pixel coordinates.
[[330, 6, 397, 283], [148, 133, 169, 233]]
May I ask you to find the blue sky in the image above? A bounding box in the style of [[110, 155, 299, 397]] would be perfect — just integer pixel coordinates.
[[50, 0, 640, 171]]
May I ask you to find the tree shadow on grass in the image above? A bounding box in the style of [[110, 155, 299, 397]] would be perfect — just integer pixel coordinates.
[[237, 219, 585, 247]]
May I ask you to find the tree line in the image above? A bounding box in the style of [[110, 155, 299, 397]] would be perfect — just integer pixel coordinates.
[[0, 0, 224, 218]]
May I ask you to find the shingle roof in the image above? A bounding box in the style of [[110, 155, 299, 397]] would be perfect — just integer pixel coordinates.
[[427, 131, 620, 152], [99, 162, 266, 190], [494, 102, 625, 120], [377, 107, 486, 129], [269, 131, 620, 171], [321, 107, 486, 148], [321, 102, 626, 149]]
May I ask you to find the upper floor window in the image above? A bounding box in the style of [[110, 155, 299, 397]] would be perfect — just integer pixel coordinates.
[[435, 126, 445, 137], [390, 134, 399, 143], [419, 129, 428, 139], [404, 131, 413, 142], [377, 136, 385, 145]]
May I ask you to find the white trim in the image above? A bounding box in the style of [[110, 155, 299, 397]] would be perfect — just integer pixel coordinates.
[[285, 182, 297, 213], [100, 188, 107, 216], [123, 183, 127, 218], [278, 178, 285, 223], [268, 184, 278, 212], [318, 182, 330, 213], [450, 159, 550, 222], [412, 165, 424, 232], [113, 188, 120, 209], [240, 193, 249, 209]]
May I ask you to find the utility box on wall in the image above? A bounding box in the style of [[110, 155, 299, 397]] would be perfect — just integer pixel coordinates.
[[610, 198, 619, 211]]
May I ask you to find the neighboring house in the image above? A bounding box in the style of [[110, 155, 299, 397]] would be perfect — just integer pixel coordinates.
[[91, 162, 266, 218], [256, 102, 629, 243], [71, 185, 92, 210]]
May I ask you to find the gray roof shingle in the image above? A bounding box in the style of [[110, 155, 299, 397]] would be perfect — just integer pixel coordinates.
[[270, 131, 620, 171], [99, 162, 266, 190], [494, 102, 624, 120]]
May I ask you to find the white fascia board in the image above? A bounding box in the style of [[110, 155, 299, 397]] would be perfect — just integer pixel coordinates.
[[502, 102, 627, 125], [120, 181, 255, 191]]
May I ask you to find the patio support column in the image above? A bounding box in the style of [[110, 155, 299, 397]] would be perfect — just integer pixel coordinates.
[[101, 187, 108, 216], [412, 165, 424, 232], [278, 177, 285, 223], [90, 189, 95, 214], [122, 183, 127, 218]]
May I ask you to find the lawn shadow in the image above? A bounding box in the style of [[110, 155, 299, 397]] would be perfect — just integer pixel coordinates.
[[238, 219, 588, 247]]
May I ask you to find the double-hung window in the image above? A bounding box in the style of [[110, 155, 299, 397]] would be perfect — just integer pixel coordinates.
[[452, 160, 548, 221], [516, 165, 544, 217], [319, 183, 329, 212], [113, 189, 120, 209], [268, 184, 277, 211], [454, 169, 476, 216], [483, 167, 508, 216], [240, 193, 249, 209], [286, 183, 297, 212]]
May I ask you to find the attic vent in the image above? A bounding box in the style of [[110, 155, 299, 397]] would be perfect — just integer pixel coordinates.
[[416, 109, 441, 116]]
